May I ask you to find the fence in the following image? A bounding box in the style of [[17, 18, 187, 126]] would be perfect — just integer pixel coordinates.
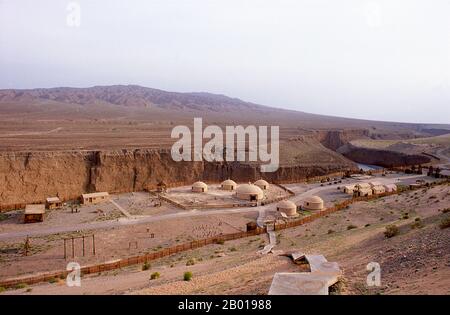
[[0, 227, 266, 289]]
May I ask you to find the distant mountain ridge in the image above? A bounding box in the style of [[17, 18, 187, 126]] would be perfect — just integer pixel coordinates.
[[0, 85, 268, 112]]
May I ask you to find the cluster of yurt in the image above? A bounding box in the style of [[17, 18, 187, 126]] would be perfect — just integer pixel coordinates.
[[354, 183, 372, 197], [302, 196, 324, 210], [343, 185, 356, 195], [369, 181, 385, 194], [276, 200, 298, 217], [235, 183, 264, 201], [221, 179, 237, 191], [383, 184, 397, 193], [343, 181, 397, 196], [254, 179, 269, 190], [192, 181, 208, 193]]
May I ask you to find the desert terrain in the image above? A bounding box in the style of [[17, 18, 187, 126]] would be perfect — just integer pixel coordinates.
[[0, 171, 448, 295], [0, 85, 449, 295]]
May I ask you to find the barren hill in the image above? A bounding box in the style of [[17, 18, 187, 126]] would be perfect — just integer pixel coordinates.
[[0, 85, 448, 152], [0, 85, 449, 206]]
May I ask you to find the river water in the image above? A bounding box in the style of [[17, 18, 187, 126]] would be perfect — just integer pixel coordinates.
[[356, 163, 384, 171]]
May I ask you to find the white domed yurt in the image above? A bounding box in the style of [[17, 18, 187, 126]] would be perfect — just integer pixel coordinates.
[[276, 200, 298, 217], [221, 179, 237, 191], [254, 179, 270, 190], [302, 196, 324, 210], [192, 181, 208, 193], [236, 184, 264, 201]]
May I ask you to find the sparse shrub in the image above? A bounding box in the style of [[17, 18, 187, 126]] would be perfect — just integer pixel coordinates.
[[26, 288, 32, 293], [411, 221, 424, 229], [347, 225, 357, 230], [48, 277, 58, 284], [327, 229, 335, 234], [14, 283, 27, 290], [415, 217, 421, 222], [380, 217, 384, 221], [439, 217, 450, 229], [229, 247, 237, 252], [0, 286, 5, 293], [442, 208, 450, 214], [384, 225, 399, 238], [150, 272, 160, 280], [365, 223, 371, 227], [170, 263, 175, 268], [402, 214, 409, 220], [186, 258, 196, 266], [142, 261, 151, 271], [183, 271, 193, 281], [216, 239, 225, 245]]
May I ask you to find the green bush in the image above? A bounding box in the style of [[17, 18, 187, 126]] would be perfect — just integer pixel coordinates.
[[142, 261, 151, 271], [384, 225, 399, 238], [183, 271, 193, 281], [150, 272, 160, 280], [0, 286, 5, 293]]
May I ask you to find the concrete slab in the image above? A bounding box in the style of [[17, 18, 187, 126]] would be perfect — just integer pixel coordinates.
[[268, 254, 342, 295], [268, 273, 331, 295]]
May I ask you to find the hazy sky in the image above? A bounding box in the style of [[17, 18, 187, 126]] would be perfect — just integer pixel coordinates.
[[1, 0, 449, 123]]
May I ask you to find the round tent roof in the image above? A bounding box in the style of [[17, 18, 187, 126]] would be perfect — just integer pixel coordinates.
[[277, 200, 296, 210], [254, 179, 269, 188], [192, 181, 208, 189], [221, 179, 237, 186], [236, 184, 264, 195], [304, 196, 323, 204]]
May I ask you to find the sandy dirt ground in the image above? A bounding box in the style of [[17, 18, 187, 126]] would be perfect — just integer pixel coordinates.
[[2, 181, 448, 295]]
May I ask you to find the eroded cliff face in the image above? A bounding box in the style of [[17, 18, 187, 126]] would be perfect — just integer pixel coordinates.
[[0, 149, 353, 207], [317, 129, 371, 151], [0, 151, 92, 207], [338, 143, 431, 167]]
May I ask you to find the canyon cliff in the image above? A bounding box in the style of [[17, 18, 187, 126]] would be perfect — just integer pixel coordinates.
[[0, 149, 353, 207]]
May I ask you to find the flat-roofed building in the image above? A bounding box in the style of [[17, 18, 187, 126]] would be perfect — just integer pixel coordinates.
[[81, 192, 110, 205], [24, 204, 45, 223], [46, 197, 62, 210]]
